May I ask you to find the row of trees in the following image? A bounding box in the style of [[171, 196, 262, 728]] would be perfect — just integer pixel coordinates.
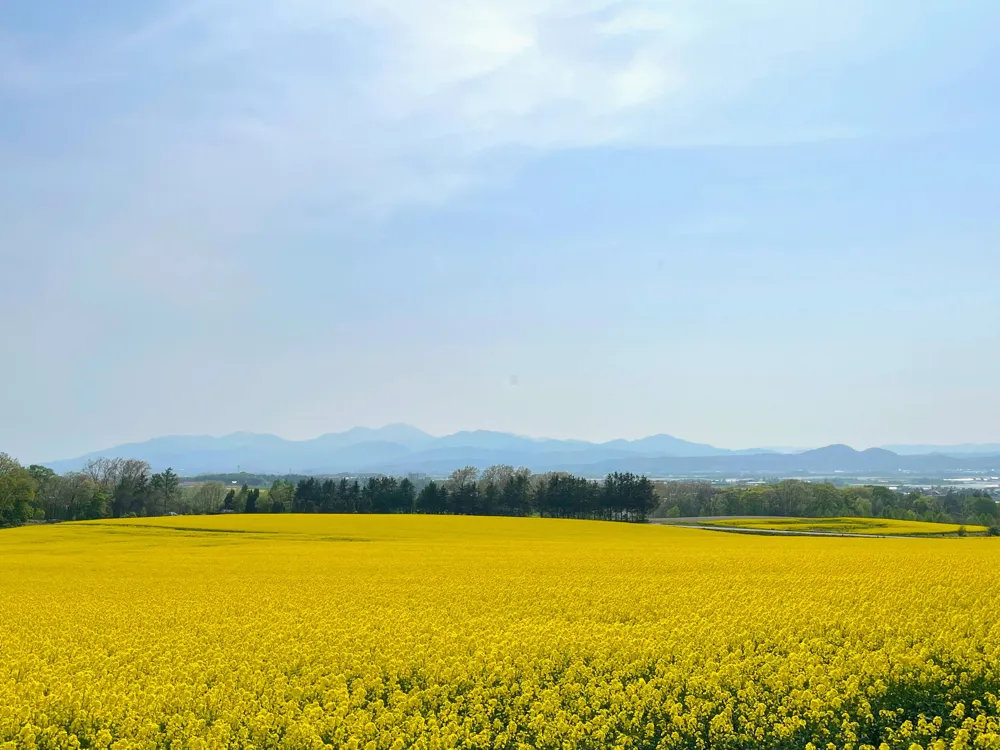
[[653, 480, 1000, 527], [258, 466, 657, 521], [1, 454, 182, 525], [4, 450, 996, 528], [0, 455, 659, 524]]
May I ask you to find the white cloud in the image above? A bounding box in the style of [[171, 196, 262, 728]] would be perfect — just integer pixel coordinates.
[[0, 0, 929, 300], [7, 0, 894, 208], [142, 0, 888, 174]]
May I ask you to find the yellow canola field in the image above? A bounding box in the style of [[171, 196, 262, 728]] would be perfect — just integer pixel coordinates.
[[695, 517, 988, 535], [2, 515, 1000, 750]]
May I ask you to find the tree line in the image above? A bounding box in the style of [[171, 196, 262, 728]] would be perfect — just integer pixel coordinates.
[[280, 467, 656, 520], [0, 455, 182, 525], [654, 479, 1000, 528], [0, 454, 658, 524], [3, 450, 996, 529]]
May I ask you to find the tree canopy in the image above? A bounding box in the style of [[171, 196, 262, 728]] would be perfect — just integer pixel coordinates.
[[1, 452, 996, 531]]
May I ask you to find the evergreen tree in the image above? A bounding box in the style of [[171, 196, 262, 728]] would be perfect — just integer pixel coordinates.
[[397, 478, 416, 513]]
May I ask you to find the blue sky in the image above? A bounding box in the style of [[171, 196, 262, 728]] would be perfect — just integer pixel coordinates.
[[2, 1, 999, 462]]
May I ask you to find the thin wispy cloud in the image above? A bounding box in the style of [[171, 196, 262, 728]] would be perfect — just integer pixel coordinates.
[[2, 0, 903, 212]]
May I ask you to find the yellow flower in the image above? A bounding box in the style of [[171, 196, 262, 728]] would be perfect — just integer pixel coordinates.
[[1, 515, 999, 749]]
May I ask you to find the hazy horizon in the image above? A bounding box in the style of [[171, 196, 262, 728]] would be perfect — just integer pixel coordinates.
[[3, 2, 999, 462], [25, 423, 1000, 466]]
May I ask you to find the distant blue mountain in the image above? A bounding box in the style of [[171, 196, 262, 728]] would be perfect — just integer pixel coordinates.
[[41, 427, 1000, 477], [881, 443, 1000, 456], [44, 425, 433, 475], [43, 425, 752, 475], [601, 435, 713, 456]]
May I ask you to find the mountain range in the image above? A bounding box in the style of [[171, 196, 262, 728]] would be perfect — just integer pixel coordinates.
[[42, 426, 1000, 478]]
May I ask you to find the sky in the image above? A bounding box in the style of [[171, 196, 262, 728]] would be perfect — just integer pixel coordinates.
[[2, 1, 999, 462]]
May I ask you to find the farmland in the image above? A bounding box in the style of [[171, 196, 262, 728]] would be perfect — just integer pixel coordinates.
[[677, 516, 989, 536], [2, 515, 1000, 749]]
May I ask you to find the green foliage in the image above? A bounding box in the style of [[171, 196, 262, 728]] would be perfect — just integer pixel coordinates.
[[0, 453, 37, 526], [415, 469, 654, 522], [970, 495, 999, 520], [192, 482, 228, 513], [650, 479, 997, 527], [268, 480, 295, 512], [245, 487, 260, 514], [1, 450, 996, 529], [150, 468, 180, 515], [27, 464, 59, 519]]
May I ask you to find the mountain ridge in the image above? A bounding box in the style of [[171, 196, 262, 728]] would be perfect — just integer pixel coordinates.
[[43, 426, 740, 474], [39, 426, 1000, 478]]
